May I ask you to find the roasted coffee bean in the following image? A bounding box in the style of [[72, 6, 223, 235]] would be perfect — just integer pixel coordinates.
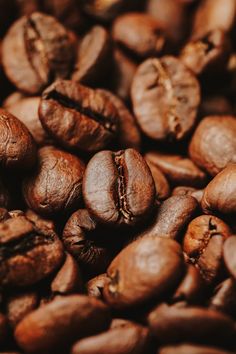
[[39, 80, 119, 152], [131, 57, 200, 141], [71, 322, 150, 354], [51, 252, 83, 294], [15, 295, 111, 353], [6, 291, 38, 328], [145, 151, 207, 188], [172, 186, 204, 204], [201, 164, 236, 216], [0, 214, 64, 287], [0, 109, 37, 170], [97, 89, 141, 150], [112, 13, 165, 58], [148, 303, 235, 346], [209, 278, 236, 317], [25, 209, 56, 231], [6, 96, 51, 146], [22, 146, 85, 216], [223, 236, 236, 280], [159, 344, 235, 354], [86, 273, 109, 299], [72, 26, 112, 86], [2, 12, 75, 94], [83, 149, 155, 226], [63, 209, 112, 275], [180, 29, 230, 76], [145, 159, 170, 201], [138, 196, 198, 240], [189, 116, 236, 176], [103, 236, 184, 308], [183, 215, 231, 283]]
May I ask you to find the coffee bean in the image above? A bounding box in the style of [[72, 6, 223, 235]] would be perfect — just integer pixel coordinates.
[[148, 303, 235, 346], [0, 109, 37, 170], [25, 209, 56, 232], [39, 80, 119, 152], [223, 236, 236, 280], [159, 344, 235, 354], [189, 116, 236, 176], [81, 0, 125, 22], [201, 164, 236, 216], [209, 278, 236, 317], [15, 295, 111, 353], [183, 215, 231, 283], [131, 57, 200, 141], [138, 196, 198, 240], [86, 273, 109, 300], [72, 26, 112, 86], [2, 12, 75, 94], [103, 236, 184, 308], [145, 159, 170, 201], [83, 149, 155, 226], [145, 151, 207, 188], [71, 322, 150, 354], [22, 146, 85, 216], [172, 186, 204, 204], [0, 214, 64, 287]]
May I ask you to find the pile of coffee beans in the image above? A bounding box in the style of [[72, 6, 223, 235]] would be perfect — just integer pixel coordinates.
[[1, 0, 236, 353]]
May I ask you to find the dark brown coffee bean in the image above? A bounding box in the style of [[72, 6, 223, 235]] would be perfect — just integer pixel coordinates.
[[0, 109, 37, 170], [15, 295, 111, 353], [131, 57, 200, 141], [25, 209, 56, 232], [223, 236, 236, 280], [201, 164, 236, 216], [145, 159, 170, 201], [39, 80, 119, 152], [180, 29, 230, 76], [112, 13, 165, 58], [138, 196, 198, 240], [159, 344, 235, 354], [0, 214, 64, 287], [71, 323, 150, 354], [22, 146, 85, 216], [6, 96, 51, 146], [199, 96, 233, 117], [97, 89, 141, 150], [189, 116, 236, 176], [171, 186, 204, 204], [83, 149, 155, 226], [72, 26, 112, 86], [145, 151, 207, 188], [183, 215, 231, 283], [81, 0, 125, 21], [148, 303, 235, 346], [6, 292, 38, 328], [86, 273, 109, 300], [209, 278, 236, 317], [2, 12, 75, 94], [103, 236, 184, 308], [62, 209, 112, 274], [51, 253, 83, 295]]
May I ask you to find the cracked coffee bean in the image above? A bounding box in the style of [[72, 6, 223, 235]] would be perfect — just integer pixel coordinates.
[[22, 146, 85, 217], [131, 57, 200, 141], [183, 215, 231, 283], [39, 80, 119, 152], [83, 149, 155, 227]]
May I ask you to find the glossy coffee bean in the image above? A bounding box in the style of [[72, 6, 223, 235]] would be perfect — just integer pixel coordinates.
[[209, 278, 236, 317], [201, 164, 236, 217], [15, 295, 111, 353], [39, 80, 119, 152], [0, 214, 64, 287], [148, 303, 235, 346], [159, 344, 235, 354], [112, 13, 165, 58], [189, 116, 236, 176], [86, 273, 109, 300], [103, 236, 184, 308], [183, 215, 231, 283], [22, 146, 85, 216], [138, 196, 198, 240], [62, 209, 112, 275], [72, 26, 112, 86], [71, 322, 150, 354], [223, 236, 236, 280], [145, 159, 170, 201], [83, 149, 155, 226], [0, 109, 37, 170], [145, 151, 207, 188], [2, 12, 74, 94], [131, 57, 200, 141]]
